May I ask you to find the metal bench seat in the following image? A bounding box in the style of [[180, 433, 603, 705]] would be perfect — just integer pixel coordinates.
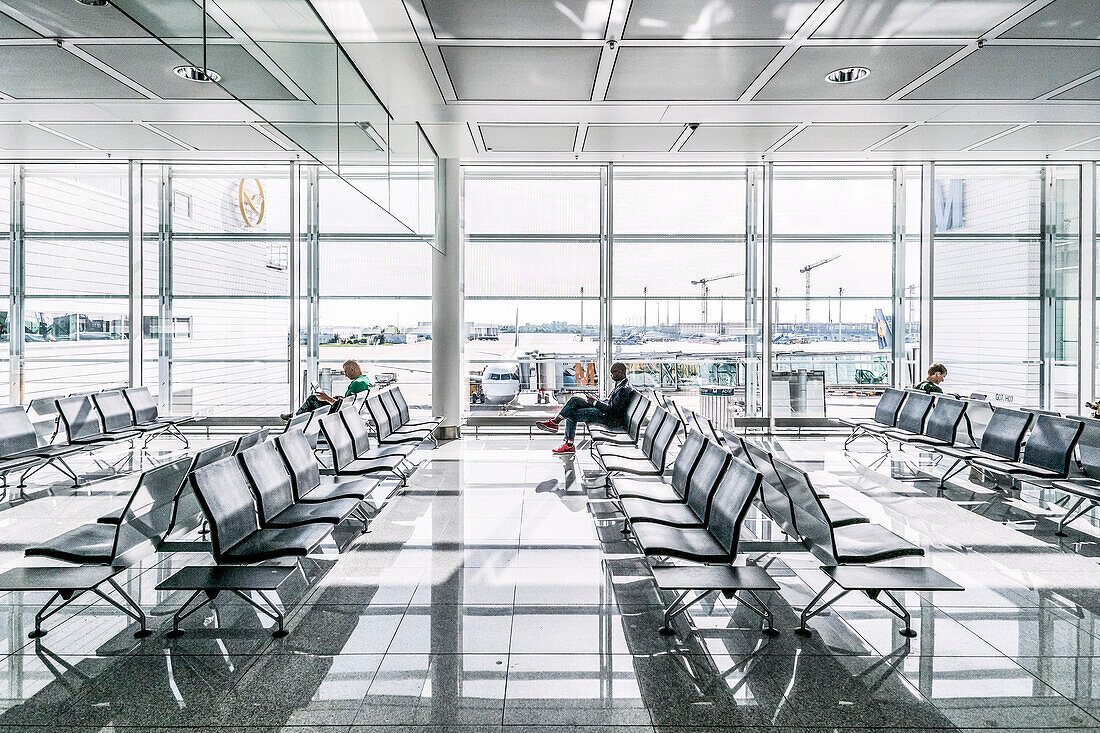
[[883, 397, 968, 457], [829, 522, 927, 564], [968, 456, 1065, 478], [124, 386, 192, 446], [26, 523, 116, 564], [841, 388, 907, 448], [275, 430, 380, 506], [609, 430, 707, 505], [595, 410, 678, 480], [818, 498, 868, 528], [383, 388, 442, 436], [319, 412, 412, 486], [190, 456, 334, 564], [590, 393, 649, 445], [594, 408, 667, 460], [239, 440, 367, 530], [367, 392, 438, 448], [632, 523, 733, 562], [621, 439, 730, 529], [965, 415, 1083, 483], [931, 406, 1034, 488]]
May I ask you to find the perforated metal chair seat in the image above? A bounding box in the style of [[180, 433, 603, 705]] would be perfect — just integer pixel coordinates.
[[830, 523, 926, 565], [16, 444, 83, 460], [937, 445, 998, 460], [632, 523, 730, 563], [265, 496, 362, 528], [299, 477, 376, 503], [837, 417, 886, 428], [819, 498, 868, 528], [378, 426, 432, 444], [600, 454, 662, 476], [595, 443, 647, 461], [589, 430, 635, 445], [221, 524, 331, 563], [336, 455, 408, 475], [621, 498, 701, 527], [857, 422, 893, 434], [367, 442, 415, 459], [611, 478, 682, 503], [25, 524, 116, 564], [883, 429, 950, 446], [969, 457, 1064, 478], [0, 454, 45, 472], [1051, 478, 1100, 500]]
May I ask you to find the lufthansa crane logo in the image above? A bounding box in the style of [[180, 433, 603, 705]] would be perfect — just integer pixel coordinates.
[[238, 178, 265, 227]]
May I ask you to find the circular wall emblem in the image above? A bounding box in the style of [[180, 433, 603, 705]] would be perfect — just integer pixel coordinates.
[[238, 178, 265, 227]]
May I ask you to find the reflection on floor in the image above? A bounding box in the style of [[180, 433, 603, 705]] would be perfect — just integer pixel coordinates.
[[1, 432, 1100, 731]]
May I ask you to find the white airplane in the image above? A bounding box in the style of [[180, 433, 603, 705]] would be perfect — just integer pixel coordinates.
[[473, 311, 523, 405]]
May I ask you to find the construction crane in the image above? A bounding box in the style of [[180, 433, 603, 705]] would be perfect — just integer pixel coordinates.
[[690, 272, 743, 324], [799, 255, 841, 322]]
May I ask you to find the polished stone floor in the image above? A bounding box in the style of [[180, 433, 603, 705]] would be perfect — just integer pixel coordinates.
[[1, 430, 1100, 731]]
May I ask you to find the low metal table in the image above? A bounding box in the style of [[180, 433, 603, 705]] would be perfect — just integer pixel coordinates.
[[0, 566, 148, 638], [157, 565, 298, 638], [652, 564, 780, 636]]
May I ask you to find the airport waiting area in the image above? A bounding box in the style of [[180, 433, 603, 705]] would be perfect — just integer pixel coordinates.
[[3, 1, 1100, 732]]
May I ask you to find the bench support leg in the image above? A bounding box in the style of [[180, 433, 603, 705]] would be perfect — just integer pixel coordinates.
[[100, 577, 150, 637], [869, 589, 917, 637], [796, 579, 847, 637], [30, 589, 84, 638], [938, 458, 968, 490], [1056, 496, 1096, 537], [659, 589, 712, 635], [730, 588, 779, 636], [166, 589, 209, 638]]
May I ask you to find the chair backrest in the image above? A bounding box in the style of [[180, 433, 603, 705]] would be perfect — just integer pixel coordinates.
[[392, 387, 412, 423], [626, 394, 651, 441], [979, 407, 1033, 460], [238, 441, 296, 524], [234, 428, 268, 454], [922, 397, 967, 443], [0, 406, 40, 458], [726, 434, 752, 465], [742, 440, 799, 537], [302, 405, 329, 449], [275, 430, 322, 499], [122, 387, 160, 424], [702, 457, 763, 558], [341, 408, 374, 456], [684, 441, 732, 524], [365, 394, 394, 440], [166, 441, 236, 538], [283, 412, 310, 434], [1021, 415, 1084, 477], [339, 394, 359, 411], [319, 412, 357, 472], [874, 388, 907, 427], [380, 389, 405, 429], [92, 390, 136, 433], [771, 457, 839, 565], [646, 411, 680, 470], [640, 408, 667, 454], [667, 400, 688, 434], [651, 390, 667, 408], [189, 456, 262, 560], [55, 396, 104, 442], [894, 392, 934, 434], [691, 411, 724, 446], [667, 430, 706, 499], [113, 457, 193, 566]]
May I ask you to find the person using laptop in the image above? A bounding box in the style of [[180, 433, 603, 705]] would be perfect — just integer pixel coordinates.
[[536, 362, 634, 454], [282, 359, 372, 420]]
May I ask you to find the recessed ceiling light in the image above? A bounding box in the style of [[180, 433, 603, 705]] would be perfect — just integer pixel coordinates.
[[825, 66, 870, 84], [173, 65, 221, 83], [74, 0, 109, 5]]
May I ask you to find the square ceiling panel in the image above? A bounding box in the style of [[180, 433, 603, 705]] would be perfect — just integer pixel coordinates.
[[0, 13, 38, 38], [270, 124, 384, 154], [813, 0, 1030, 38], [777, 123, 905, 152], [168, 44, 298, 101], [1001, 0, 1100, 39], [42, 123, 186, 151], [1054, 75, 1100, 100], [583, 125, 684, 152], [422, 0, 608, 39], [973, 124, 1100, 151], [480, 125, 578, 152], [875, 124, 1014, 151], [607, 46, 780, 100], [13, 0, 228, 38], [905, 46, 1100, 100], [150, 124, 288, 152], [0, 124, 89, 151], [680, 125, 796, 152], [623, 0, 822, 39], [442, 46, 601, 100], [677, 124, 792, 150], [754, 44, 961, 100], [0, 46, 142, 99], [80, 44, 234, 101]]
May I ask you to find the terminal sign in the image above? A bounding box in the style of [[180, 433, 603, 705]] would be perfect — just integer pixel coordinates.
[[238, 178, 265, 228]]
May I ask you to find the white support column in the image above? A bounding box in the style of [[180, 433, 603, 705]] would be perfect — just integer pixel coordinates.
[[744, 166, 761, 417], [892, 166, 907, 388], [305, 165, 320, 388], [920, 162, 934, 374], [600, 163, 614, 397], [761, 163, 774, 426], [1081, 162, 1096, 406], [157, 165, 173, 412], [128, 161, 143, 388], [432, 158, 463, 438], [9, 165, 23, 406], [288, 160, 300, 410]]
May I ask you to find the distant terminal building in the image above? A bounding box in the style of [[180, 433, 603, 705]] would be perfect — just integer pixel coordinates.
[[467, 323, 500, 340]]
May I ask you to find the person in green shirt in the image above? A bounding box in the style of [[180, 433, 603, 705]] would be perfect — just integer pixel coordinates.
[[914, 363, 947, 394], [284, 359, 372, 419]]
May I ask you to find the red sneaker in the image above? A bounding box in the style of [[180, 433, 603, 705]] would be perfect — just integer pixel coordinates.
[[552, 442, 575, 454], [535, 419, 559, 434]]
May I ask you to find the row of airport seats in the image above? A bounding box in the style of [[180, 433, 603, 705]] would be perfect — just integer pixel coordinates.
[[843, 388, 1094, 528], [1, 417, 397, 639], [0, 386, 191, 494], [594, 404, 960, 637]]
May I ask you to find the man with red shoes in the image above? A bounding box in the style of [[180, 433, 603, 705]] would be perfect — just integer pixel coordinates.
[[536, 362, 634, 454]]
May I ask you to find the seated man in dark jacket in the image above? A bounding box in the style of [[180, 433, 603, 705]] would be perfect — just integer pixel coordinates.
[[537, 362, 634, 454]]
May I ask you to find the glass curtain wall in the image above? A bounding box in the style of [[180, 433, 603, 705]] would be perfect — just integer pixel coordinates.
[[612, 166, 751, 426], [463, 167, 602, 418]]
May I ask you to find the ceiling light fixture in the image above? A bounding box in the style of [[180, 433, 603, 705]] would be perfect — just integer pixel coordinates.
[[825, 67, 870, 84], [174, 0, 221, 83], [74, 0, 109, 6]]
